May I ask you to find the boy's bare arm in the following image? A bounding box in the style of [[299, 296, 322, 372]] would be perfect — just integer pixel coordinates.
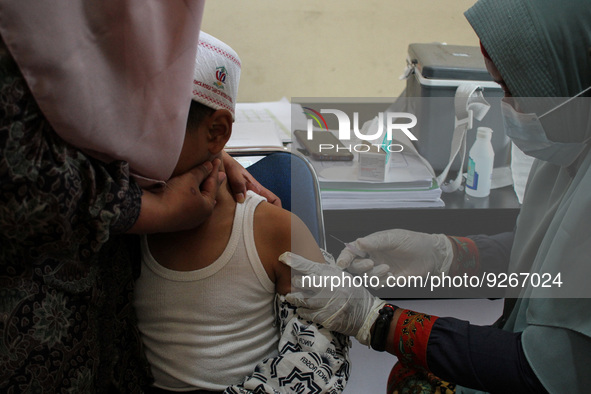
[[254, 202, 325, 295]]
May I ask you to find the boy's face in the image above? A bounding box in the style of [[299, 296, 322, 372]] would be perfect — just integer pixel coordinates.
[[171, 108, 232, 178], [172, 122, 212, 178]]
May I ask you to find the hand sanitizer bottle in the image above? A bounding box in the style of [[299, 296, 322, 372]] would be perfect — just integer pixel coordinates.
[[466, 127, 494, 197]]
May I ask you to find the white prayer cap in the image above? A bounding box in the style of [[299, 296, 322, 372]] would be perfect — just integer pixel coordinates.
[[192, 32, 241, 119]]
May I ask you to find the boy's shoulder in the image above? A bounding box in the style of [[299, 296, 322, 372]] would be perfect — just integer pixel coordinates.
[[252, 193, 325, 294], [252, 195, 311, 245], [252, 192, 324, 259], [252, 195, 293, 252]]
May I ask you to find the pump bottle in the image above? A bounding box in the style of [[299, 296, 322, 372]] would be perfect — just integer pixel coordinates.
[[466, 127, 494, 197]]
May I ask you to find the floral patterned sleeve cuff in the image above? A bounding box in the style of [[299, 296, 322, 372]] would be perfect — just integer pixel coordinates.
[[392, 309, 439, 372], [102, 161, 143, 234], [448, 236, 480, 276]]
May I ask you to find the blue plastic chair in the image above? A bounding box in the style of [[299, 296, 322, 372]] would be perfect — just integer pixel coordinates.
[[230, 148, 326, 250]]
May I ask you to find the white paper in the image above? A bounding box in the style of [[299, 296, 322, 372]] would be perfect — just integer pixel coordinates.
[[296, 129, 435, 188], [227, 121, 284, 148], [235, 98, 307, 143], [292, 128, 444, 210]]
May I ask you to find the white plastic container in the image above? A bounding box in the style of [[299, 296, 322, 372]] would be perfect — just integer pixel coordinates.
[[404, 43, 508, 172], [466, 127, 494, 197]]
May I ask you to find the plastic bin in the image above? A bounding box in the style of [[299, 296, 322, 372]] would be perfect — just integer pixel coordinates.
[[403, 43, 509, 172]]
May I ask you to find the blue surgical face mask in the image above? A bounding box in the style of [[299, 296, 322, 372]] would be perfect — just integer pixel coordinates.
[[501, 86, 591, 167]]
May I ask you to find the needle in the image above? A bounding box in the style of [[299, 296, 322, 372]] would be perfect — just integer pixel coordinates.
[[329, 234, 368, 258]]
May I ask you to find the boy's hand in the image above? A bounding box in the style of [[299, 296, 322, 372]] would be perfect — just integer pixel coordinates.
[[222, 150, 282, 207], [129, 159, 225, 234]]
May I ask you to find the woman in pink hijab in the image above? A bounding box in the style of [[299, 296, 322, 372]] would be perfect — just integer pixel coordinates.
[[0, 1, 277, 391]]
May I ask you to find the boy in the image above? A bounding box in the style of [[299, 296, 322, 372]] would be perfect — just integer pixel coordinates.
[[133, 32, 349, 393]]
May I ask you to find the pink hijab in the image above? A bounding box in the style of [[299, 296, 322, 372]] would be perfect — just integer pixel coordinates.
[[0, 0, 205, 185]]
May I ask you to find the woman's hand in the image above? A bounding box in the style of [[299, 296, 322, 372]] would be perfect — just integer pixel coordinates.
[[336, 229, 454, 278], [280, 252, 385, 345], [129, 159, 225, 234], [222, 150, 281, 207]]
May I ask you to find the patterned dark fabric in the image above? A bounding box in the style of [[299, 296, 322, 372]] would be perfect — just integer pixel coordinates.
[[0, 37, 152, 392], [388, 363, 455, 394], [225, 296, 350, 393]]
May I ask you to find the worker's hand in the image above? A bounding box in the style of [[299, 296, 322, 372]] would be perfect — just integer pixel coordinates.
[[222, 150, 282, 207], [130, 159, 224, 234], [336, 229, 454, 277], [280, 252, 385, 346]]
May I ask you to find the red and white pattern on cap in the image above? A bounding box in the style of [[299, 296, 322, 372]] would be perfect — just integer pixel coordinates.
[[192, 91, 234, 115], [193, 80, 233, 103], [198, 41, 242, 68]]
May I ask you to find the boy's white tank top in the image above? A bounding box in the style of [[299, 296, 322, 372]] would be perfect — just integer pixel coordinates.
[[134, 191, 278, 391]]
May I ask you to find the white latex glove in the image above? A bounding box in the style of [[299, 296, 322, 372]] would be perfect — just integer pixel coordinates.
[[280, 252, 385, 346], [336, 229, 454, 277]]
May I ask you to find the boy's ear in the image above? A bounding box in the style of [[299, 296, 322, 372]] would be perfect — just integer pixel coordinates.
[[206, 109, 233, 154]]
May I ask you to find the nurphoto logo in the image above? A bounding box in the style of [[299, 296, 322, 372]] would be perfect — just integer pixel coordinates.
[[303, 107, 418, 153]]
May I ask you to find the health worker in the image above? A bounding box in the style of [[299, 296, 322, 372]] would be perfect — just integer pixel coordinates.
[[282, 0, 591, 392]]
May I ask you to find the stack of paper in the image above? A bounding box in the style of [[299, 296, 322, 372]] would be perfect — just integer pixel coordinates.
[[231, 98, 443, 210], [234, 98, 307, 143], [296, 130, 444, 210], [227, 121, 284, 149], [320, 180, 443, 209]]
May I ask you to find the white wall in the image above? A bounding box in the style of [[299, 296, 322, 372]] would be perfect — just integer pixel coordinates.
[[202, 0, 479, 102]]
